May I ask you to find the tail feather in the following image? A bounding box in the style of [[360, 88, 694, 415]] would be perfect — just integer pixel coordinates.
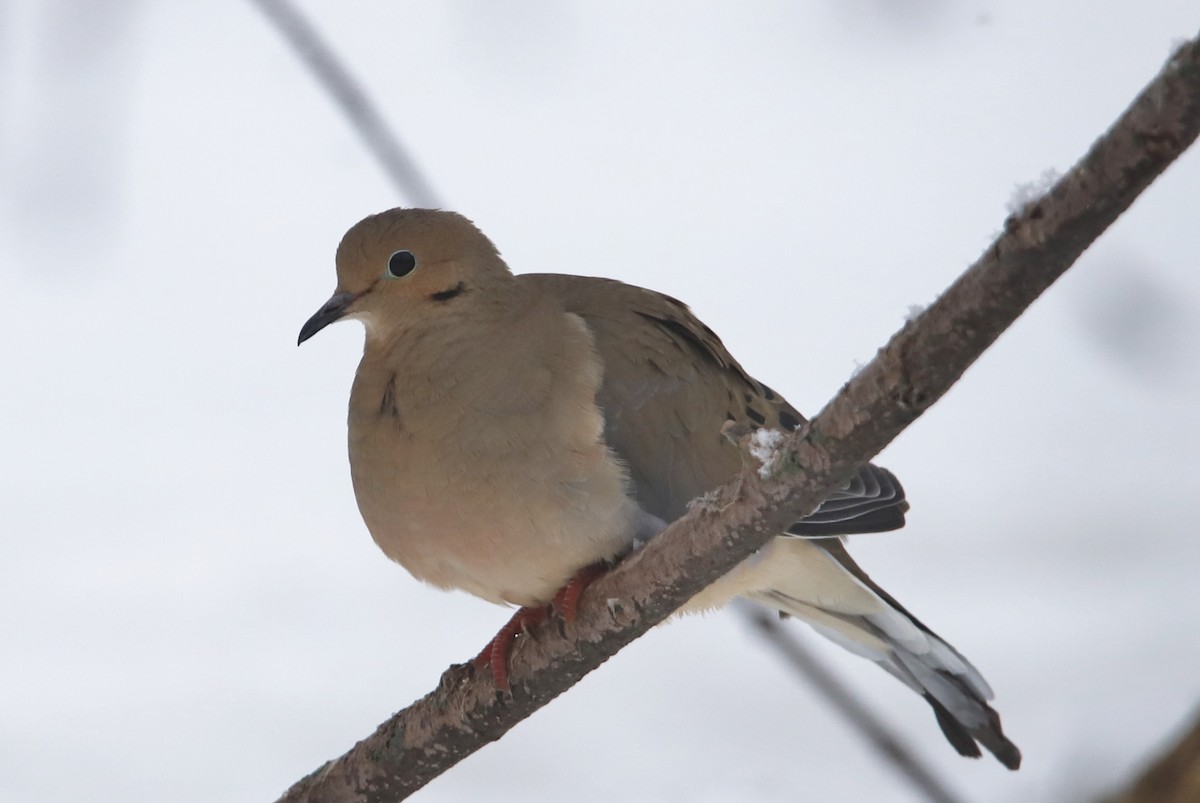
[[925, 693, 982, 759], [785, 465, 909, 536], [746, 540, 1021, 770]]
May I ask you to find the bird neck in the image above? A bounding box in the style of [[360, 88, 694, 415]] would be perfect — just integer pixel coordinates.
[[350, 288, 570, 424]]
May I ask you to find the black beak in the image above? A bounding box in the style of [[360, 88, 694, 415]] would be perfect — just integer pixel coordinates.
[[298, 291, 358, 345]]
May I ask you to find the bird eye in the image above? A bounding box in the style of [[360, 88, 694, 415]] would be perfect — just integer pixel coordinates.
[[386, 250, 417, 278]]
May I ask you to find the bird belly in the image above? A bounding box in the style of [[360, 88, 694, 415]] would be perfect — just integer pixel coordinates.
[[349, 432, 637, 608]]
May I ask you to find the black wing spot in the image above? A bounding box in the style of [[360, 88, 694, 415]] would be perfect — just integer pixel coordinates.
[[744, 406, 766, 425], [634, 310, 729, 373], [779, 410, 802, 430]]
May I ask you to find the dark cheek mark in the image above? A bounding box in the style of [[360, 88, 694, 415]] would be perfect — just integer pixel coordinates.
[[429, 282, 467, 302]]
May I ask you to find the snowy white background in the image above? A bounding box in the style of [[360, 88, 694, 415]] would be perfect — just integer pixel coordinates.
[[3, 2, 1199, 802]]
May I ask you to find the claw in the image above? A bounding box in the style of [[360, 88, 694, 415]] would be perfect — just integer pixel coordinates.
[[550, 562, 608, 623]]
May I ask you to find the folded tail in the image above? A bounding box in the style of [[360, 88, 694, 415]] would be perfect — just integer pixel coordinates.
[[746, 538, 1021, 769]]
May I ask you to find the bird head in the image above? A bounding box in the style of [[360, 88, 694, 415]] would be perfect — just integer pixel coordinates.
[[298, 208, 511, 345]]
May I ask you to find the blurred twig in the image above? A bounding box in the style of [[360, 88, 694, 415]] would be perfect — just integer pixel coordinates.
[[738, 604, 965, 803], [248, 0, 443, 207]]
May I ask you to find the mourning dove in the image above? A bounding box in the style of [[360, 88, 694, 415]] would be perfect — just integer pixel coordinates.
[[299, 208, 1021, 769]]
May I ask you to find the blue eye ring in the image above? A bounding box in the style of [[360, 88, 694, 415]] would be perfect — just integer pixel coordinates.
[[386, 250, 417, 278]]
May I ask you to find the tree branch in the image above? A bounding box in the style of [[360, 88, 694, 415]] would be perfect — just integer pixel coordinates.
[[278, 31, 1200, 803], [1103, 709, 1200, 803]]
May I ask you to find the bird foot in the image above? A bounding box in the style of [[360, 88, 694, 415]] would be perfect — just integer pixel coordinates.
[[473, 562, 609, 691]]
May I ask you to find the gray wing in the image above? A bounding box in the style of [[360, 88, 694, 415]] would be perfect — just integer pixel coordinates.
[[519, 273, 908, 536]]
